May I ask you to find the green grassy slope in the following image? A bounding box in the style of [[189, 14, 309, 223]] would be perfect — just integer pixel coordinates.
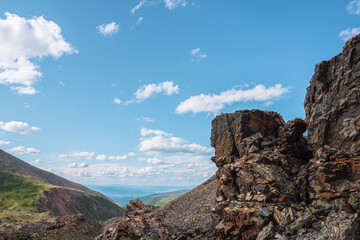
[[140, 189, 190, 206], [0, 172, 125, 221], [0, 172, 53, 211]]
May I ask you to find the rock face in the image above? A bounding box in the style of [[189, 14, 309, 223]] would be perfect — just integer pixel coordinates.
[[211, 111, 312, 239], [304, 36, 360, 154]]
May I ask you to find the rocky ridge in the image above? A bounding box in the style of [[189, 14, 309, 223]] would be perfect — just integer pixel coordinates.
[[211, 34, 360, 239]]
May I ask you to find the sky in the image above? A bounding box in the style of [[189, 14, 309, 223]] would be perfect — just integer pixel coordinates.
[[0, 0, 359, 186]]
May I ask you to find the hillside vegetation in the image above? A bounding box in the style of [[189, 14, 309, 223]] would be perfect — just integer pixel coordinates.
[[0, 172, 53, 211]]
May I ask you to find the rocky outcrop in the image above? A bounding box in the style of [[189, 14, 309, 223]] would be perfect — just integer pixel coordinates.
[[96, 199, 170, 240], [304, 36, 360, 154], [211, 110, 312, 239], [211, 35, 360, 240]]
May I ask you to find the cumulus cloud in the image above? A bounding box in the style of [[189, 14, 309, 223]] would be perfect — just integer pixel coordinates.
[[9, 146, 40, 155], [0, 121, 40, 134], [59, 152, 96, 160], [33, 159, 42, 163], [0, 140, 10, 145], [339, 27, 360, 41], [115, 81, 179, 105], [190, 48, 207, 61], [135, 81, 179, 100], [0, 12, 77, 94], [175, 84, 289, 114], [139, 128, 212, 155], [347, 0, 360, 15], [97, 22, 119, 36], [68, 162, 89, 168]]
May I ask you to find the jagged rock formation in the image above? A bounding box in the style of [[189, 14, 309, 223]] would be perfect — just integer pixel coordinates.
[[305, 36, 360, 154], [96, 199, 170, 240], [211, 35, 360, 240], [211, 110, 312, 239]]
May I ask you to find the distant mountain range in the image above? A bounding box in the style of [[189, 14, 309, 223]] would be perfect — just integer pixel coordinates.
[[0, 149, 125, 222], [87, 184, 195, 206]]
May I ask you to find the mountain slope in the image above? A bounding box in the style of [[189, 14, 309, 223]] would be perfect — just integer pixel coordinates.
[[0, 149, 125, 221], [153, 175, 218, 237], [139, 189, 190, 206], [0, 149, 92, 194]]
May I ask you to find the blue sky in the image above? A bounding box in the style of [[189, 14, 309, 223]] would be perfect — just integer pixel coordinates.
[[0, 0, 359, 186]]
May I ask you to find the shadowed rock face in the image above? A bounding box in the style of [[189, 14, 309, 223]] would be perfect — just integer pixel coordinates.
[[305, 36, 360, 154]]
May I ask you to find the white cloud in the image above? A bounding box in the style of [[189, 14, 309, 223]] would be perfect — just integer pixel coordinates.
[[347, 0, 360, 15], [339, 27, 360, 41], [115, 81, 179, 105], [95, 154, 107, 161], [164, 0, 188, 10], [48, 168, 64, 176], [137, 17, 144, 25], [135, 81, 179, 100], [97, 22, 119, 36], [131, 0, 188, 13], [60, 151, 135, 161], [139, 128, 212, 155], [128, 152, 137, 157], [0, 12, 77, 94], [33, 159, 42, 163], [79, 170, 90, 177], [176, 84, 289, 114], [59, 152, 95, 160], [9, 146, 40, 155], [68, 162, 89, 168], [140, 128, 171, 136], [131, 0, 147, 14], [113, 97, 121, 104], [190, 48, 207, 61], [108, 155, 128, 161], [95, 153, 133, 161], [0, 140, 10, 145], [0, 121, 40, 134], [146, 157, 163, 165]]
